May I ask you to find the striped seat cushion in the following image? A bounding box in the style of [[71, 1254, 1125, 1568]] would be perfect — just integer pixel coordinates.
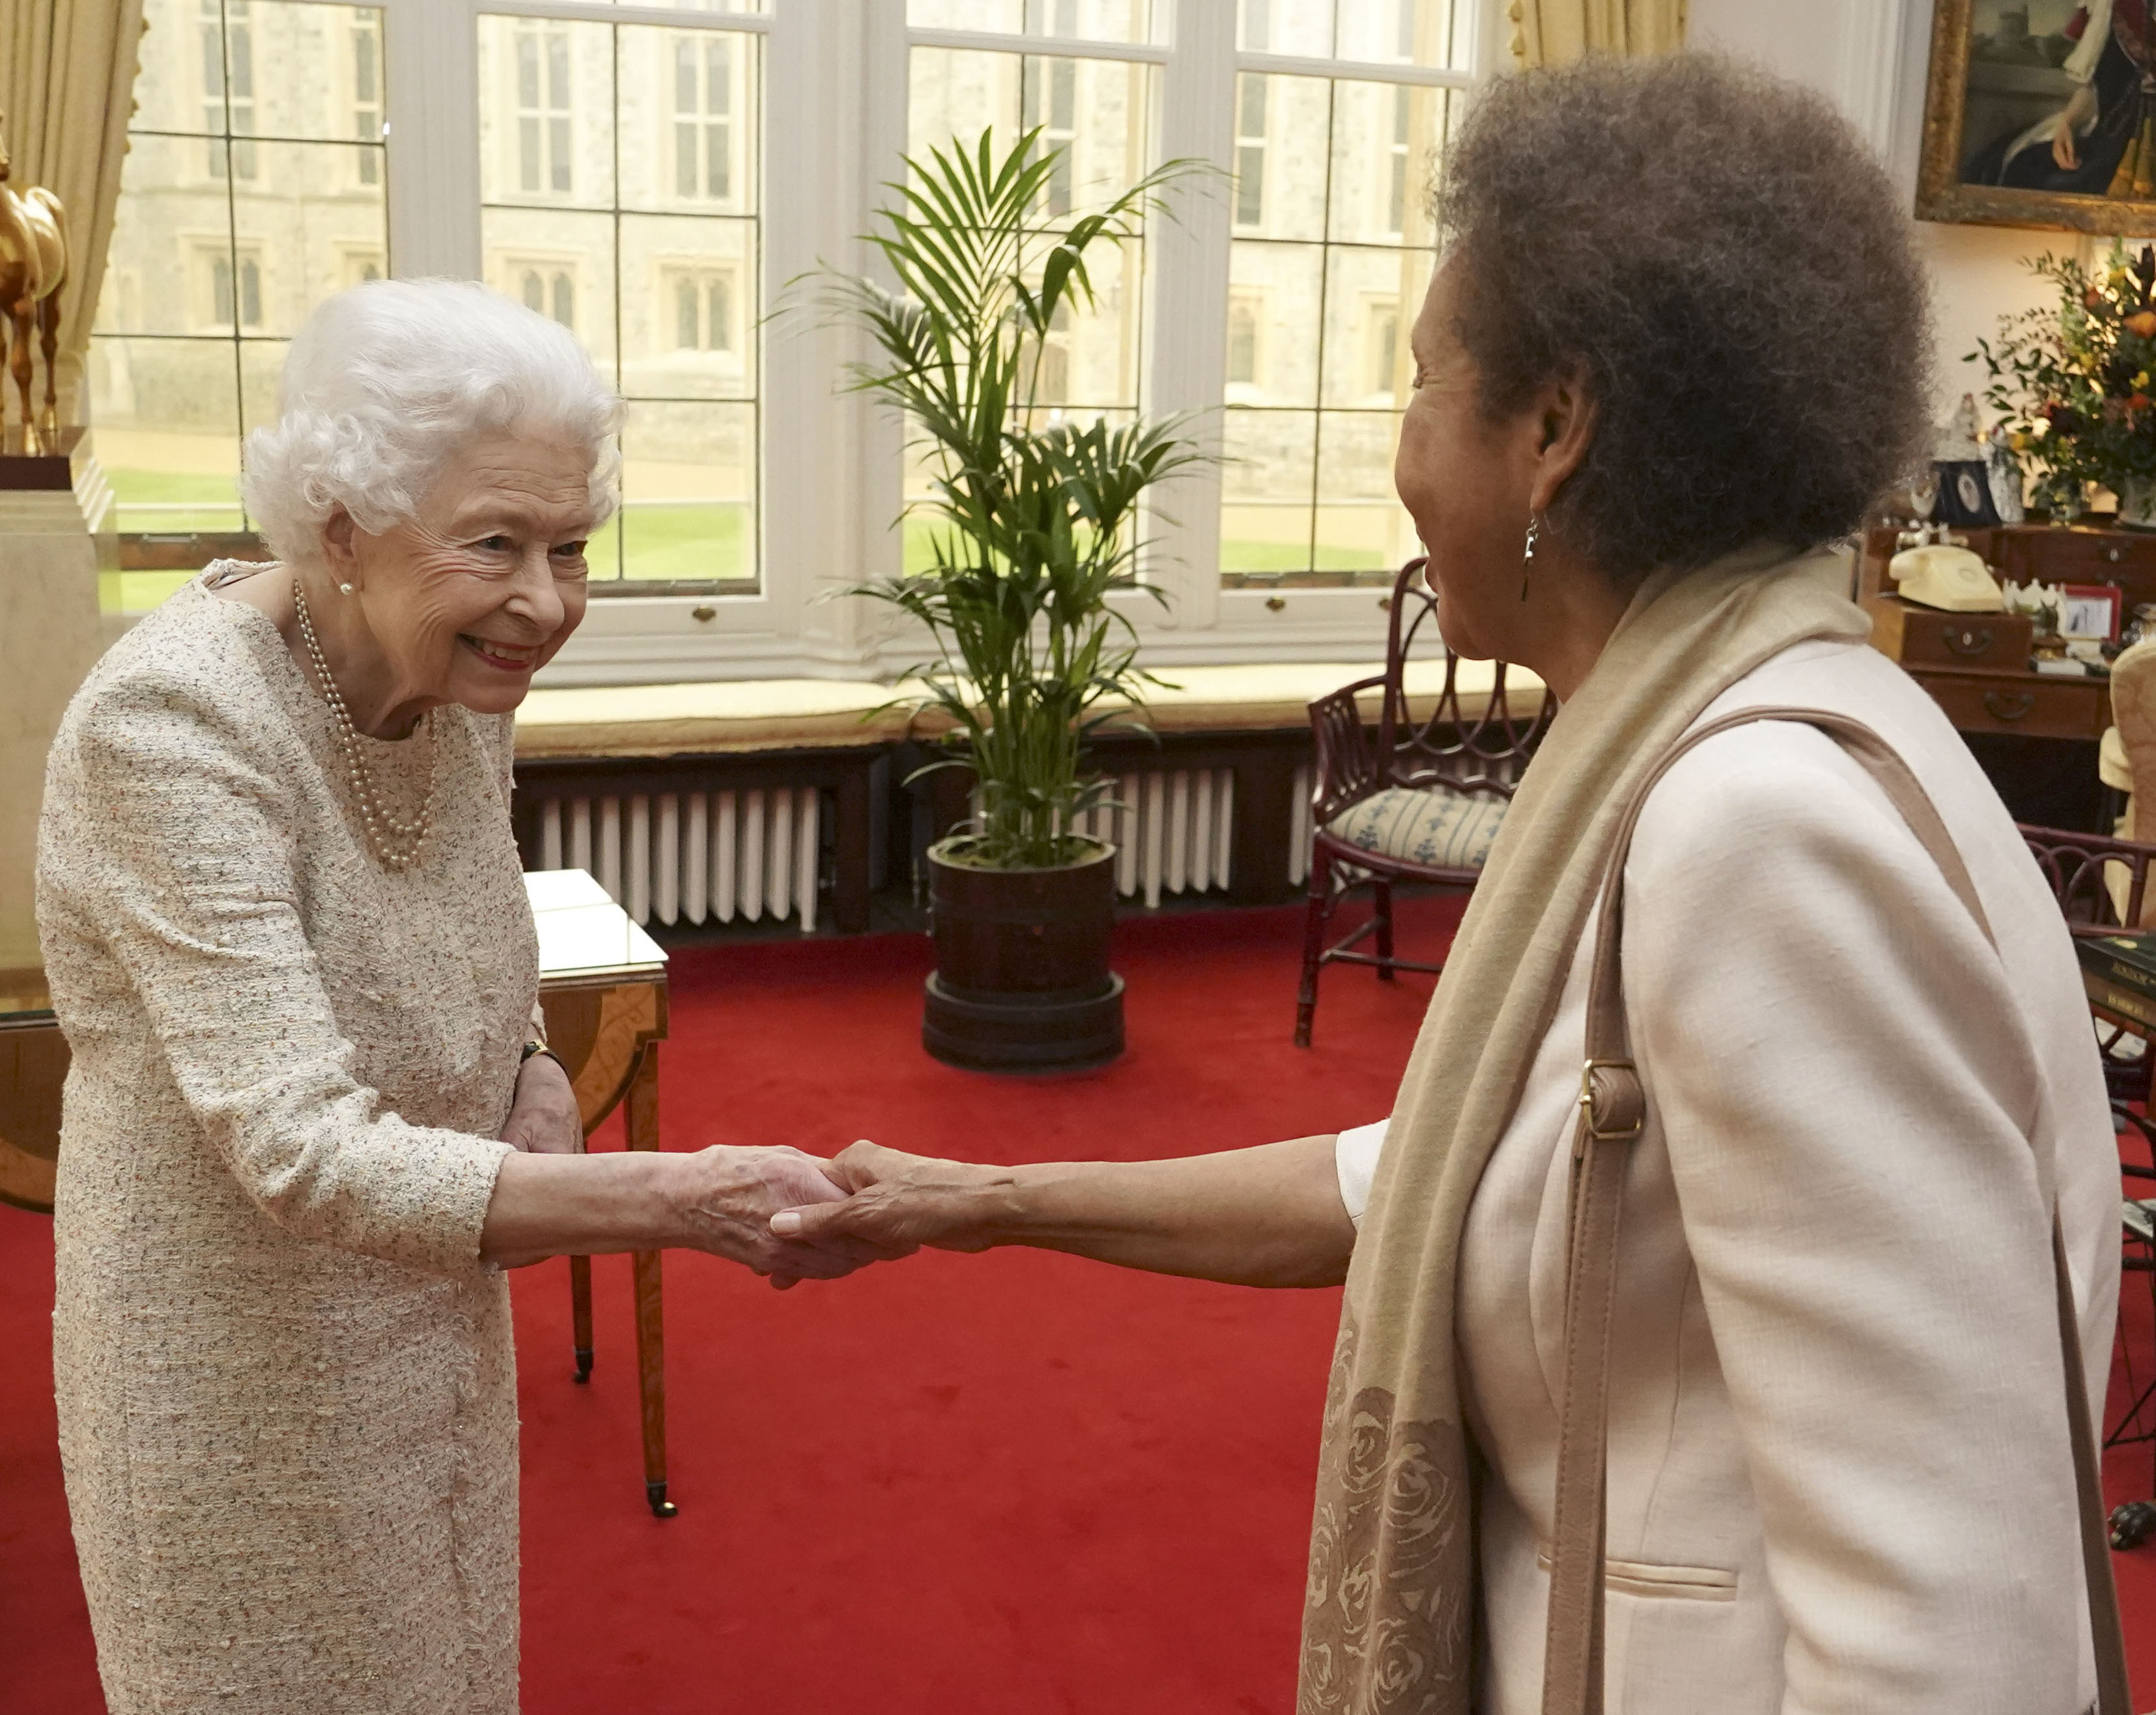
[[1324, 786, 1511, 872]]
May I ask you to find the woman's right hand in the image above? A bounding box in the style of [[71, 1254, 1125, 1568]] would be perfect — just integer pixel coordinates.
[[671, 1144, 915, 1286]]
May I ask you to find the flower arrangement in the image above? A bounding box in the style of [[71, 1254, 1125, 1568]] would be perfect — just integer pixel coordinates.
[[1973, 240, 2156, 524]]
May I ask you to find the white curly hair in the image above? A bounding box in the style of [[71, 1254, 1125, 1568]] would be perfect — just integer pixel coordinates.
[[240, 278, 622, 568]]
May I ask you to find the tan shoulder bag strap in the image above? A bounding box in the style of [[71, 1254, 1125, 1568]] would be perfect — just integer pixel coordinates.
[[1539, 706, 2130, 1715]]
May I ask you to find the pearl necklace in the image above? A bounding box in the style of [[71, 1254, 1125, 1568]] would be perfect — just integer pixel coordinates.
[[292, 580, 435, 872]]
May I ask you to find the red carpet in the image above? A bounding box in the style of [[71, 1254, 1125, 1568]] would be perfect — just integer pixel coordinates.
[[6, 895, 2156, 1712]]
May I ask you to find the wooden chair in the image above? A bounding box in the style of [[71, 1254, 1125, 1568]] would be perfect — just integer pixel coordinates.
[[2017, 820, 2156, 1544], [1295, 557, 1556, 1047], [2016, 819, 2156, 1112]]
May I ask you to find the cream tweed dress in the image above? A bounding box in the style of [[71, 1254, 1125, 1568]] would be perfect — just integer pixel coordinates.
[[36, 566, 532, 1712]]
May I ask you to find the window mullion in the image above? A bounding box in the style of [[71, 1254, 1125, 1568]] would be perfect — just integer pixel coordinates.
[[382, 0, 481, 279], [761, 0, 882, 666], [1138, 0, 1237, 638]]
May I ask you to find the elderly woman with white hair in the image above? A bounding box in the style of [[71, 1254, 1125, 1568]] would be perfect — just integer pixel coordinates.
[[35, 280, 872, 1713]]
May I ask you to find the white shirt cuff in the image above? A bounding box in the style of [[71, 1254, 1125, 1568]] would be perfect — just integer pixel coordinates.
[[1335, 1119, 1390, 1228]]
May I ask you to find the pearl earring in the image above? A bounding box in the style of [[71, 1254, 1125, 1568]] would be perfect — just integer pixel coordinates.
[[339, 582, 356, 595], [1520, 513, 1540, 602]]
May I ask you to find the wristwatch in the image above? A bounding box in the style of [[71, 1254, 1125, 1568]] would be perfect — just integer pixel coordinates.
[[520, 1038, 560, 1068]]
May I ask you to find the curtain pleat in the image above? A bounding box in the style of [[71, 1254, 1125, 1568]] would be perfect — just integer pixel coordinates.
[[1508, 0, 1687, 68], [0, 0, 148, 432]]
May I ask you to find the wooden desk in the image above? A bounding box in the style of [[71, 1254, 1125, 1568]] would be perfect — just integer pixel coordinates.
[[0, 871, 676, 1517], [1856, 524, 2156, 741]]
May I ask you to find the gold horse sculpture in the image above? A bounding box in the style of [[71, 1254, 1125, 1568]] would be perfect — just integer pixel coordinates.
[[0, 114, 69, 454]]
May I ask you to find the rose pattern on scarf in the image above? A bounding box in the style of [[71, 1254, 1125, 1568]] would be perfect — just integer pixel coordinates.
[[1298, 1313, 1474, 1715]]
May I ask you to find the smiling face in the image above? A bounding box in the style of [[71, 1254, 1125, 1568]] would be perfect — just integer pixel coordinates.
[[325, 429, 597, 722], [1391, 261, 1619, 697], [1393, 262, 1541, 662]]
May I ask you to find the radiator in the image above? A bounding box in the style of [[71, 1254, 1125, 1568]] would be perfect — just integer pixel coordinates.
[[533, 763, 1314, 934], [535, 789, 824, 932], [1062, 767, 1301, 909]]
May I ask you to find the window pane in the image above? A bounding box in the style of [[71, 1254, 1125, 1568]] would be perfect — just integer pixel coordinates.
[[133, 1, 217, 134], [1220, 408, 1315, 576], [482, 205, 619, 374], [221, 139, 390, 337], [103, 135, 229, 337], [1333, 0, 1472, 70], [479, 18, 762, 593], [238, 338, 291, 446], [1017, 231, 1141, 413], [1238, 0, 1333, 57], [1314, 412, 1415, 576], [1320, 245, 1425, 408], [909, 49, 1154, 225], [1228, 76, 1328, 241], [592, 0, 764, 10], [1225, 241, 1319, 408], [618, 214, 757, 399], [1327, 79, 1446, 245], [172, 2, 393, 143], [908, 0, 1157, 44], [1217, 68, 1440, 585], [87, 336, 244, 540], [618, 26, 759, 212], [477, 16, 616, 209], [620, 402, 756, 584]]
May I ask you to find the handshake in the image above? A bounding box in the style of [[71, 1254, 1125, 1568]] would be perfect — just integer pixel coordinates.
[[668, 1141, 997, 1289]]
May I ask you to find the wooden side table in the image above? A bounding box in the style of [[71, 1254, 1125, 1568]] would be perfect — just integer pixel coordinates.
[[0, 968, 61, 1214], [0, 872, 675, 1518], [525, 869, 676, 1517]]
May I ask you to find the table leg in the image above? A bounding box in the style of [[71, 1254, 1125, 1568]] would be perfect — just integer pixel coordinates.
[[627, 1041, 674, 1518], [569, 1254, 593, 1383]]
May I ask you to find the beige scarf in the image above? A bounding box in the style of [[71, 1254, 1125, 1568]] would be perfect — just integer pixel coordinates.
[[1296, 545, 1871, 1714]]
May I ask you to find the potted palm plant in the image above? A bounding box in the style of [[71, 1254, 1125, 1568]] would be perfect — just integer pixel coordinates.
[[823, 130, 1203, 1071]]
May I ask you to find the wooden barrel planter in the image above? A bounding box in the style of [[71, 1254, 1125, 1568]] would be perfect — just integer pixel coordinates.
[[922, 839, 1124, 1073]]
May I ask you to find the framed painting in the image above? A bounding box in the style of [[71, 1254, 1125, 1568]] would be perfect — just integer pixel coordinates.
[[1920, 0, 2156, 235]]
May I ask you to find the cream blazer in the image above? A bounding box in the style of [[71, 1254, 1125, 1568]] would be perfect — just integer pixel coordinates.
[[1335, 638, 2120, 1715]]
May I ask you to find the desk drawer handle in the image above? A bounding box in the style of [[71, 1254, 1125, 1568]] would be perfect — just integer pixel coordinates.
[[1983, 690, 2037, 721], [1945, 626, 1994, 657]]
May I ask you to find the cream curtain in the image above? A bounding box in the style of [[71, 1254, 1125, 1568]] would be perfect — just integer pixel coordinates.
[[1507, 0, 1686, 67], [0, 0, 147, 433]]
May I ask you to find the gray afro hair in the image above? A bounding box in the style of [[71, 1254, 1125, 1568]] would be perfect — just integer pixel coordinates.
[[1437, 53, 1932, 580]]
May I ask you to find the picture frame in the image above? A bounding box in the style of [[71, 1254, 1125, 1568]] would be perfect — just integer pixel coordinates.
[[2060, 581, 2125, 640], [1919, 0, 2156, 236]]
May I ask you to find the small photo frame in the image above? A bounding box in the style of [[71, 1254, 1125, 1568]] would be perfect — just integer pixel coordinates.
[[2060, 583, 2123, 644]]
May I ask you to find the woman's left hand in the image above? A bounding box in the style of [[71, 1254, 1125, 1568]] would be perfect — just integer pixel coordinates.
[[499, 1053, 583, 1155]]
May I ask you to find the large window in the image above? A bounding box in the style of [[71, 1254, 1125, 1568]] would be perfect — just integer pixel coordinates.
[[1220, 0, 1469, 589], [478, 8, 761, 591], [92, 0, 388, 612], [89, 0, 1488, 666]]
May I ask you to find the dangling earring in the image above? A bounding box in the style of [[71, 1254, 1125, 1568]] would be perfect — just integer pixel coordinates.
[[1520, 513, 1540, 602]]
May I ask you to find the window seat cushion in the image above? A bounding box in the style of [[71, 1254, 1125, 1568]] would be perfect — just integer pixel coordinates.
[[515, 679, 913, 758], [1324, 784, 1512, 872], [513, 660, 1547, 759]]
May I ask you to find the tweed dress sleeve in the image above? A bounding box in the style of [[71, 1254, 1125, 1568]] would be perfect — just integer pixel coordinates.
[[57, 667, 513, 1277]]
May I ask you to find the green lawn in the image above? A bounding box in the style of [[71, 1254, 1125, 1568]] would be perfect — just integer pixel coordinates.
[[99, 479, 1381, 610], [107, 468, 244, 536], [617, 502, 755, 583]]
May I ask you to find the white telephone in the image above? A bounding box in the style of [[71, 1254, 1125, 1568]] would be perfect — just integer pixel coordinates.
[[1888, 543, 2004, 614]]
